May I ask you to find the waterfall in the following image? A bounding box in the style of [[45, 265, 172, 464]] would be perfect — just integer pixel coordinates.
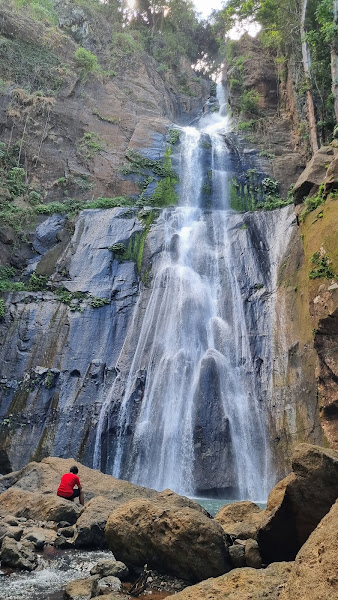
[[94, 83, 271, 500]]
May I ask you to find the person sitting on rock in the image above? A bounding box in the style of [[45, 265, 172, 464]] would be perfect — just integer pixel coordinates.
[[57, 465, 84, 506]]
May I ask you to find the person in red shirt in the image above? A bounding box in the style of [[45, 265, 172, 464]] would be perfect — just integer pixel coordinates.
[[57, 466, 84, 506]]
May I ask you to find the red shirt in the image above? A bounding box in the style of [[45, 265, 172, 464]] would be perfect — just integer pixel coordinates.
[[57, 473, 81, 498]]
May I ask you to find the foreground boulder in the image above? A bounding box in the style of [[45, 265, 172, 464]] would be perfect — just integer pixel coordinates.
[[0, 536, 38, 571], [0, 488, 81, 524], [280, 499, 338, 600], [167, 562, 293, 600], [257, 444, 338, 562], [215, 501, 265, 540], [105, 498, 231, 582], [73, 496, 117, 549]]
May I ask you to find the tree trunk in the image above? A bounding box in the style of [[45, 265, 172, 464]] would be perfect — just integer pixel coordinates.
[[332, 0, 338, 123], [301, 0, 319, 153]]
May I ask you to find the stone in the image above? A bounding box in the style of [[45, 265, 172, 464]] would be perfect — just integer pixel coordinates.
[[24, 526, 57, 546], [54, 534, 74, 549], [0, 488, 81, 525], [96, 576, 122, 594], [245, 538, 262, 569], [22, 528, 46, 550], [215, 501, 265, 540], [280, 500, 338, 600], [167, 562, 293, 600], [73, 495, 117, 549], [0, 523, 23, 544], [229, 543, 246, 568], [293, 146, 335, 203], [90, 559, 129, 580], [257, 444, 338, 563], [64, 576, 99, 600], [0, 536, 38, 571], [105, 498, 231, 583], [2, 515, 19, 526]]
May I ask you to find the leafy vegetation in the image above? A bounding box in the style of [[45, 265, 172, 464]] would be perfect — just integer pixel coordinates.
[[0, 37, 63, 94], [309, 251, 335, 279], [0, 298, 6, 318], [78, 132, 104, 159], [75, 48, 99, 78]]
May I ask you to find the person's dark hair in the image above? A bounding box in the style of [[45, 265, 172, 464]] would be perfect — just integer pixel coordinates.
[[70, 466, 78, 474]]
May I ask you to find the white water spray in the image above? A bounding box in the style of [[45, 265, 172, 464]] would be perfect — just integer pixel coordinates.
[[94, 83, 271, 500]]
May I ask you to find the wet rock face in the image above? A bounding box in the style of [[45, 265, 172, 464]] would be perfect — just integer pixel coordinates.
[[0, 207, 147, 471]]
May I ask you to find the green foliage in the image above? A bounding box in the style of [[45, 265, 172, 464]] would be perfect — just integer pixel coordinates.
[[27, 272, 48, 291], [0, 36, 62, 93], [259, 150, 276, 159], [238, 120, 256, 130], [34, 202, 68, 215], [9, 0, 58, 24], [75, 48, 99, 75], [309, 251, 335, 279], [86, 196, 133, 209], [0, 265, 26, 292], [229, 77, 242, 92], [240, 89, 260, 115], [262, 177, 280, 195], [0, 298, 5, 318], [78, 132, 104, 159], [89, 297, 110, 308], [300, 184, 326, 220], [44, 370, 54, 389], [168, 129, 181, 145]]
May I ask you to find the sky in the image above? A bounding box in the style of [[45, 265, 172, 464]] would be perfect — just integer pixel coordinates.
[[193, 0, 224, 19]]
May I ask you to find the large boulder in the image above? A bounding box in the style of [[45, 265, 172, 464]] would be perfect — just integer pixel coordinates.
[[293, 146, 335, 203], [73, 495, 117, 549], [166, 562, 293, 600], [257, 444, 338, 562], [0, 457, 156, 505], [215, 501, 265, 540], [0, 536, 38, 571], [280, 499, 338, 600], [105, 498, 231, 583], [0, 488, 81, 524]]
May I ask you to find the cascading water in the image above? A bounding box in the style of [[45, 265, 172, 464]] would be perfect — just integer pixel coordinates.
[[94, 83, 271, 500]]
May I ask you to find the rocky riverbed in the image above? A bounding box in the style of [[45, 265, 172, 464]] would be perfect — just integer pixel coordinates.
[[0, 443, 337, 600]]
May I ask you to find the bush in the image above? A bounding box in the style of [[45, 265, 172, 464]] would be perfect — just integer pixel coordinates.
[[240, 90, 260, 114], [75, 48, 99, 74]]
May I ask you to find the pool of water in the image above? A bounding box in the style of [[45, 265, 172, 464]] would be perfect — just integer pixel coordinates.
[[196, 498, 267, 516]]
